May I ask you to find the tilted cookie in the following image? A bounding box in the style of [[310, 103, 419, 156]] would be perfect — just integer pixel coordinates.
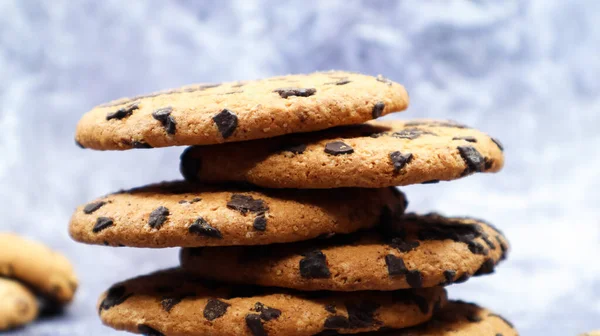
[[69, 181, 407, 248], [180, 119, 504, 188], [0, 278, 39, 331], [75, 71, 409, 150], [97, 268, 446, 336], [316, 301, 517, 335], [0, 233, 78, 304], [180, 213, 508, 291]]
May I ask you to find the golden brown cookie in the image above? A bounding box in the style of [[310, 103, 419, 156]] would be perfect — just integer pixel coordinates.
[[98, 268, 447, 336], [69, 181, 407, 248], [180, 119, 504, 188], [317, 301, 517, 335], [0, 233, 78, 305], [0, 278, 39, 331], [75, 71, 409, 150], [180, 213, 508, 291]]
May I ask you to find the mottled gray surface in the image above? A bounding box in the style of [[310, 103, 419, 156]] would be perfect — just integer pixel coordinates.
[[1, 1, 599, 335]]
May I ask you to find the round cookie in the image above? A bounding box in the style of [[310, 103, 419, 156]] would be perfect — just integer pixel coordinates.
[[0, 233, 78, 305], [0, 278, 39, 331], [317, 301, 517, 335], [75, 71, 409, 150], [180, 119, 504, 188], [98, 268, 447, 336], [69, 181, 407, 248], [180, 213, 508, 291]]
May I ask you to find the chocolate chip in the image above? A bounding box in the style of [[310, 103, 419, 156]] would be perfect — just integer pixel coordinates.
[[324, 315, 350, 329], [385, 254, 407, 276], [161, 293, 194, 313], [93, 217, 114, 233], [468, 241, 488, 255], [484, 157, 494, 170], [442, 270, 456, 285], [488, 313, 514, 328], [391, 128, 437, 140], [481, 234, 496, 250], [152, 107, 176, 135], [421, 180, 440, 184], [388, 237, 420, 253], [454, 273, 471, 284], [213, 109, 238, 138], [180, 148, 201, 181], [406, 270, 423, 288], [372, 102, 385, 118], [491, 137, 504, 151], [106, 103, 139, 120], [416, 216, 484, 246], [245, 314, 267, 336], [148, 206, 169, 229], [467, 313, 482, 322], [389, 151, 413, 173], [253, 302, 281, 321], [75, 140, 85, 149], [273, 87, 316, 98], [346, 301, 381, 329], [452, 136, 477, 143], [458, 146, 485, 174], [376, 75, 393, 86], [282, 143, 307, 154], [189, 217, 223, 238], [325, 304, 337, 314], [299, 250, 331, 279], [203, 298, 230, 321], [132, 141, 153, 148], [99, 285, 130, 312], [83, 201, 106, 214], [335, 79, 351, 85], [474, 259, 495, 276], [324, 141, 354, 155], [227, 194, 269, 215], [253, 215, 267, 231], [138, 324, 164, 336]]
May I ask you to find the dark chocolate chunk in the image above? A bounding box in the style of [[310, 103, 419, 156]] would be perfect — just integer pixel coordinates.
[[245, 314, 267, 336], [421, 180, 440, 184], [212, 109, 238, 138], [372, 102, 385, 118], [299, 250, 331, 279], [442, 270, 456, 285], [253, 302, 281, 321], [83, 201, 106, 214], [106, 103, 139, 120], [488, 313, 515, 328], [391, 128, 437, 140], [93, 217, 114, 233], [457, 146, 485, 174], [324, 141, 354, 155], [324, 315, 350, 329], [148, 206, 169, 229], [376, 75, 393, 86], [189, 217, 223, 238], [467, 241, 488, 255], [474, 259, 495, 276], [132, 141, 153, 149], [180, 148, 201, 181], [467, 313, 483, 322], [138, 324, 164, 336], [282, 143, 307, 154], [346, 301, 381, 329], [273, 87, 316, 98], [385, 254, 407, 276], [325, 304, 337, 314], [452, 136, 477, 143], [491, 137, 504, 151], [99, 285, 130, 312], [388, 237, 420, 253], [406, 270, 423, 288], [253, 215, 267, 231], [389, 151, 413, 173], [160, 295, 187, 313], [416, 217, 484, 246], [152, 107, 177, 134], [203, 298, 230, 321], [454, 273, 471, 284], [227, 194, 269, 215]]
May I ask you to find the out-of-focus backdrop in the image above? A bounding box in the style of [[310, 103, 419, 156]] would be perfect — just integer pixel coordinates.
[[1, 1, 599, 335]]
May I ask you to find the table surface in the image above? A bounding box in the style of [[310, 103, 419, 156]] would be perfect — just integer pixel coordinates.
[[2, 1, 599, 335]]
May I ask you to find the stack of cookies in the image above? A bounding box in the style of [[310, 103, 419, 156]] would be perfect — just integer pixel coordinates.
[[70, 71, 516, 335]]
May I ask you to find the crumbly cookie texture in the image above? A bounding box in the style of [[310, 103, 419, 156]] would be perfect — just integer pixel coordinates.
[[347, 300, 518, 336], [0, 278, 39, 331], [97, 268, 447, 336], [180, 213, 508, 291], [69, 181, 407, 248], [75, 71, 409, 150], [180, 119, 504, 189], [0, 233, 78, 304]]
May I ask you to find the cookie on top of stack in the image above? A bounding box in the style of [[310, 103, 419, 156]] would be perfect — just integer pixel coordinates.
[[70, 71, 515, 335]]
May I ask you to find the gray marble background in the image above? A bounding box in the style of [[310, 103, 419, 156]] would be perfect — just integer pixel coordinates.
[[1, 1, 599, 335]]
